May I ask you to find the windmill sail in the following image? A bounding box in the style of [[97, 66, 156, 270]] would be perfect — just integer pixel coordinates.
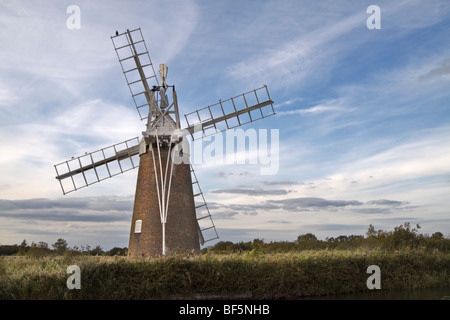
[[111, 28, 160, 121], [54, 137, 140, 194], [191, 165, 219, 245], [184, 85, 275, 140]]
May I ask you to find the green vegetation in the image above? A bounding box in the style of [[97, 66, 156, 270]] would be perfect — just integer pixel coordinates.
[[0, 239, 127, 257], [206, 222, 450, 254], [0, 223, 448, 299], [0, 248, 448, 299], [2, 222, 448, 257]]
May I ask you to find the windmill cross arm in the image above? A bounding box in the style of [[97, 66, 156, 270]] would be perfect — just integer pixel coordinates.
[[111, 28, 160, 121], [55, 145, 140, 181], [185, 99, 274, 134]]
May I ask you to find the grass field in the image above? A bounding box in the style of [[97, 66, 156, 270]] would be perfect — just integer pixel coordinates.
[[0, 248, 448, 299]]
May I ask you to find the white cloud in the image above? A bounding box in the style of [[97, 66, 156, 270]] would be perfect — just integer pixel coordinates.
[[225, 3, 368, 88], [275, 97, 304, 109], [53, 99, 142, 144], [276, 99, 348, 116], [0, 99, 143, 199], [0, 80, 17, 108], [225, 0, 450, 90], [328, 126, 450, 188]]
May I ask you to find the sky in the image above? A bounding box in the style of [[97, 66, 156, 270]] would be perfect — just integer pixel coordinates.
[[1, 0, 450, 250]]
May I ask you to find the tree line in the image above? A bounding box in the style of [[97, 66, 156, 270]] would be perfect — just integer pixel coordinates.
[[1, 222, 448, 256], [205, 222, 449, 254], [0, 238, 127, 257]]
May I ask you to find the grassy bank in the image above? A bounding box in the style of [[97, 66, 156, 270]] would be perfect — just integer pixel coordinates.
[[0, 248, 448, 299]]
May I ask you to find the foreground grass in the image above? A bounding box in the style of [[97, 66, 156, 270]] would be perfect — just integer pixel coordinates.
[[0, 248, 448, 299]]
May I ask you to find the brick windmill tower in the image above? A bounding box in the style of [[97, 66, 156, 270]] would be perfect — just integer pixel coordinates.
[[54, 28, 275, 257]]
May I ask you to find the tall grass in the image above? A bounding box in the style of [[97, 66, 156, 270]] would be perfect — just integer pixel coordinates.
[[0, 248, 448, 299]]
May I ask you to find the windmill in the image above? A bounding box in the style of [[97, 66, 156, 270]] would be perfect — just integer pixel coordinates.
[[54, 28, 275, 257]]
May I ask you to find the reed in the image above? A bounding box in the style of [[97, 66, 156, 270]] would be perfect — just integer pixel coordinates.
[[0, 248, 448, 299]]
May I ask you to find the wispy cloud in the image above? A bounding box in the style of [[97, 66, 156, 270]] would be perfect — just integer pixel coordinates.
[[261, 180, 300, 186], [210, 187, 291, 196], [367, 199, 408, 206], [225, 8, 364, 87], [209, 194, 410, 216], [0, 196, 133, 247], [275, 97, 304, 109], [327, 125, 450, 188], [0, 197, 133, 214], [276, 99, 349, 117], [0, 98, 143, 199], [268, 197, 364, 210], [418, 58, 450, 82]]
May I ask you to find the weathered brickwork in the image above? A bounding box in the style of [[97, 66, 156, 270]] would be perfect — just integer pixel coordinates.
[[128, 145, 200, 257]]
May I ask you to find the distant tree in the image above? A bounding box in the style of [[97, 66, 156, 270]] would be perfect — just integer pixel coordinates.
[[37, 242, 49, 249], [28, 241, 52, 257], [17, 239, 29, 255], [295, 233, 323, 250], [296, 233, 317, 242], [106, 247, 127, 256], [19, 239, 28, 248], [252, 238, 264, 246], [251, 238, 264, 251], [0, 244, 19, 256], [233, 241, 253, 252], [336, 235, 349, 242], [366, 224, 377, 238], [365, 224, 388, 241], [266, 240, 297, 252], [327, 236, 350, 243], [212, 241, 234, 252], [89, 245, 104, 256], [383, 222, 421, 250], [52, 238, 68, 254], [431, 232, 444, 240]]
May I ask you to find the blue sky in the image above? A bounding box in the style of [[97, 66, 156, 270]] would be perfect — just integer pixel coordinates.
[[0, 0, 449, 250]]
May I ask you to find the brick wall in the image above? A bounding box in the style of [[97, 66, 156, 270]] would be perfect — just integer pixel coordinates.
[[128, 144, 200, 257]]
